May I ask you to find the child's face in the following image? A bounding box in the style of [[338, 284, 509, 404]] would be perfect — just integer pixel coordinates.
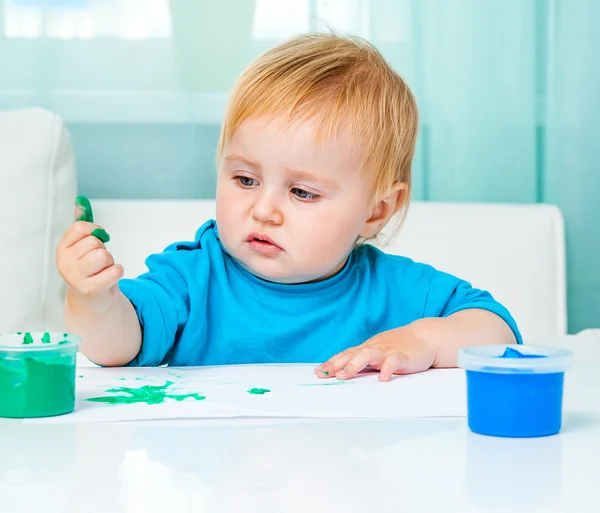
[[216, 116, 378, 284]]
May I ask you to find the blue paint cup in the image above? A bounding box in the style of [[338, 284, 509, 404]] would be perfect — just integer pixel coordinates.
[[457, 345, 573, 438]]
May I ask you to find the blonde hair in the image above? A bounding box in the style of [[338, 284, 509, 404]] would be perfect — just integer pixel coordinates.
[[217, 32, 418, 219]]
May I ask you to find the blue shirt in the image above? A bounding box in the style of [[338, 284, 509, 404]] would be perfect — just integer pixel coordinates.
[[119, 220, 522, 367]]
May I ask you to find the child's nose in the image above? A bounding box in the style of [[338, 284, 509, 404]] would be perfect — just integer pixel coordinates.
[[251, 192, 283, 225]]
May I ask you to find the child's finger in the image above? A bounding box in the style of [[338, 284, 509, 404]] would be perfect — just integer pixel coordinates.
[[79, 248, 115, 278], [73, 264, 124, 299], [336, 346, 385, 380], [378, 353, 409, 381], [74, 195, 94, 223], [73, 196, 110, 243], [71, 234, 106, 260], [58, 221, 99, 249], [315, 349, 357, 378], [91, 227, 110, 243]]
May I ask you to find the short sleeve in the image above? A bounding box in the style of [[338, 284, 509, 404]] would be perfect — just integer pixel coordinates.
[[423, 271, 523, 344], [119, 251, 191, 366]]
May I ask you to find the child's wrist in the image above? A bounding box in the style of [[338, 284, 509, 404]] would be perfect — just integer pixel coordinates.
[[403, 318, 443, 364], [66, 287, 119, 318]]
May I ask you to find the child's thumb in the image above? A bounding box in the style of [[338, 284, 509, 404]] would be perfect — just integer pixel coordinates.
[[74, 195, 94, 223], [73, 196, 111, 243]]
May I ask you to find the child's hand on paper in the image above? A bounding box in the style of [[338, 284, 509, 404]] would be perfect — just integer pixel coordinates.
[[56, 198, 123, 314], [314, 325, 437, 381]]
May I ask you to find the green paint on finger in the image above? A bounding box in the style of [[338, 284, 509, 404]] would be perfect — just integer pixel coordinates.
[[91, 228, 110, 243], [247, 388, 271, 395], [75, 195, 94, 223], [75, 196, 111, 243]]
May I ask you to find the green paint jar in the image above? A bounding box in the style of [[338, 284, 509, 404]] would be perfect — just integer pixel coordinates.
[[0, 332, 80, 418]]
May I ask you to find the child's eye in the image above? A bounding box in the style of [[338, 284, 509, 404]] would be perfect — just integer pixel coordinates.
[[291, 188, 320, 202], [235, 176, 258, 188]]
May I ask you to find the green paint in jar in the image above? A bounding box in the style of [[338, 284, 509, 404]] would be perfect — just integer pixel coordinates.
[[0, 332, 80, 418]]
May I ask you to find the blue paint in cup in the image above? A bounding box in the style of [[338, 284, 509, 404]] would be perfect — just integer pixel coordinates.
[[457, 345, 573, 438]]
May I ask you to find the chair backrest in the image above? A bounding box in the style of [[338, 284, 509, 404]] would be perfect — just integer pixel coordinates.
[[94, 199, 567, 342], [0, 108, 76, 332], [379, 201, 566, 341]]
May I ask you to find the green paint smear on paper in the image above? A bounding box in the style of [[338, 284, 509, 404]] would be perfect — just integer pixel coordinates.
[[42, 332, 51, 344], [87, 381, 205, 405], [247, 388, 271, 395], [0, 357, 75, 418], [22, 332, 34, 345]]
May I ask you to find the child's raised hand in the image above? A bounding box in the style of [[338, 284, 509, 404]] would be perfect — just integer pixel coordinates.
[[56, 196, 123, 311], [314, 325, 437, 381]]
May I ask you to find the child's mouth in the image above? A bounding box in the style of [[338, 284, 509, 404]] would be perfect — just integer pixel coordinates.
[[246, 233, 283, 254]]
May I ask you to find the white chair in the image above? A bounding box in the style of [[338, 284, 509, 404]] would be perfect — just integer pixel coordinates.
[[0, 108, 76, 332], [382, 201, 567, 341], [93, 198, 567, 342]]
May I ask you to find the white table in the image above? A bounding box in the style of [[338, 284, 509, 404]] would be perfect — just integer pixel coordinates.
[[1, 331, 599, 513]]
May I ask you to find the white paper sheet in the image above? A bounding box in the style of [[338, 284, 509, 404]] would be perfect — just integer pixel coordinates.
[[27, 364, 467, 423]]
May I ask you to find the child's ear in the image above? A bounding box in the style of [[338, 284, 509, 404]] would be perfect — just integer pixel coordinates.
[[360, 183, 408, 239]]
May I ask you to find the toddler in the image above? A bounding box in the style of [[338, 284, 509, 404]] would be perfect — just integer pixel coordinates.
[[57, 33, 521, 381]]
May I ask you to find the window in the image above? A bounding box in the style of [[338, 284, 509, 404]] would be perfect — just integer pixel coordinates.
[[3, 0, 171, 39]]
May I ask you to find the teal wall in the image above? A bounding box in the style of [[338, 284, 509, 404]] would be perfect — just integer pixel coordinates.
[[1, 0, 598, 333]]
